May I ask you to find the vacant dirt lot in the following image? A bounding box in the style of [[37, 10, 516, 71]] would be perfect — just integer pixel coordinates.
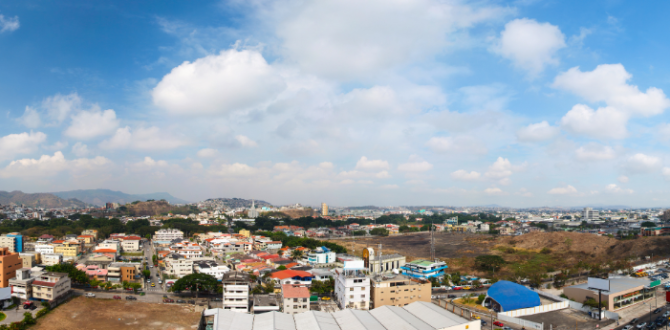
[[33, 296, 201, 330]]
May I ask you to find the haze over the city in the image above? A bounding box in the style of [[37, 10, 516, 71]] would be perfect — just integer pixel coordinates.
[[1, 1, 670, 207]]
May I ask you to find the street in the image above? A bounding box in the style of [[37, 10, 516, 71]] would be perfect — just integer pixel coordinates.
[[143, 240, 165, 293]]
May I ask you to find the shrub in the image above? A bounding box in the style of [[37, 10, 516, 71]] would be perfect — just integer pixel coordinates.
[[540, 248, 551, 254], [476, 294, 486, 304]]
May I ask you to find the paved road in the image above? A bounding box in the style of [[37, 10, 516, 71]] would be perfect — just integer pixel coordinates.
[[143, 241, 165, 292], [613, 304, 670, 330]]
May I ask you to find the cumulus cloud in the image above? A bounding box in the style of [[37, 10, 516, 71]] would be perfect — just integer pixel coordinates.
[[235, 135, 258, 148], [617, 175, 629, 183], [152, 49, 286, 116], [100, 126, 189, 150], [197, 148, 218, 158], [0, 12, 19, 33], [397, 155, 433, 172], [64, 108, 119, 139], [271, 0, 509, 80], [516, 121, 559, 142], [0, 131, 47, 161], [71, 142, 89, 157], [355, 156, 389, 171], [451, 170, 481, 181], [18, 107, 41, 128], [623, 153, 661, 174], [547, 185, 578, 195], [491, 18, 566, 75], [663, 168, 670, 180], [553, 64, 670, 117], [560, 104, 628, 139], [484, 157, 524, 184], [212, 163, 257, 177], [574, 143, 616, 161], [0, 151, 110, 178], [18, 93, 83, 128], [426, 136, 488, 155], [605, 183, 633, 194], [484, 187, 507, 196]]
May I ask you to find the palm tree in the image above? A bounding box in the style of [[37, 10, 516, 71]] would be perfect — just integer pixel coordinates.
[[291, 249, 304, 260]]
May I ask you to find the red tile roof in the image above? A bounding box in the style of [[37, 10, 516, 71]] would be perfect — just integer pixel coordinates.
[[52, 240, 64, 244], [281, 284, 310, 298], [93, 249, 117, 253], [32, 280, 55, 287], [270, 270, 313, 280]]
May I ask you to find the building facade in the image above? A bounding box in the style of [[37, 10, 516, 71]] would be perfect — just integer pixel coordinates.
[[401, 259, 448, 279], [42, 253, 63, 266], [9, 268, 35, 300], [153, 229, 184, 241], [307, 246, 336, 265], [222, 271, 250, 313], [0, 248, 23, 288], [281, 284, 310, 315], [31, 272, 71, 302], [335, 260, 370, 310], [370, 274, 431, 308]]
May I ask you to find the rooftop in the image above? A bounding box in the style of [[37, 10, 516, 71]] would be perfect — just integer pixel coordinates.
[[567, 277, 649, 294], [281, 284, 310, 298], [253, 294, 280, 307]]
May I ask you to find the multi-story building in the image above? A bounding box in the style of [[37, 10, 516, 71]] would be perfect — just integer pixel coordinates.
[[153, 229, 184, 241], [0, 233, 23, 253], [96, 240, 121, 253], [369, 274, 431, 308], [53, 242, 79, 260], [362, 247, 405, 274], [42, 253, 63, 266], [107, 262, 141, 283], [583, 207, 600, 221], [169, 242, 202, 259], [334, 260, 370, 310], [194, 260, 230, 280], [252, 294, 281, 314], [19, 252, 38, 269], [281, 284, 310, 315], [401, 259, 448, 280], [77, 235, 94, 244], [307, 246, 336, 265], [121, 236, 141, 252], [34, 244, 54, 255], [321, 203, 328, 216], [31, 272, 71, 302], [0, 248, 22, 288], [81, 229, 98, 239], [9, 268, 35, 300], [222, 271, 250, 313]]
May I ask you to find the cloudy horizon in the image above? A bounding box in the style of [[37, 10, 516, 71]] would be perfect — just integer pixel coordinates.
[[2, 1, 670, 208]]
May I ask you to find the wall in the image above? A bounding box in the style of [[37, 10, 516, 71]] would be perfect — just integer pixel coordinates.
[[497, 314, 543, 330], [498, 301, 568, 317]]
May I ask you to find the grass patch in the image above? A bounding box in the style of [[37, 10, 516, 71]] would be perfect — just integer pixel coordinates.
[[0, 312, 5, 321], [453, 298, 489, 311], [121, 252, 144, 256]]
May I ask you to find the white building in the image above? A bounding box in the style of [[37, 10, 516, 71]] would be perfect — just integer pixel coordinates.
[[307, 246, 337, 265], [121, 237, 140, 252], [194, 260, 230, 280], [41, 253, 63, 266], [153, 229, 184, 241], [35, 244, 54, 255], [248, 200, 259, 218], [97, 240, 121, 253], [583, 207, 600, 221], [222, 271, 250, 313], [335, 260, 370, 310]]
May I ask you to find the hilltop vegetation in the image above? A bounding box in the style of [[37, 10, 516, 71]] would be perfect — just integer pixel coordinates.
[[0, 191, 87, 208]]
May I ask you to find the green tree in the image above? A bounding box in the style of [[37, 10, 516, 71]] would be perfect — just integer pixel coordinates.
[[370, 228, 389, 236], [476, 294, 486, 304], [264, 279, 277, 294], [129, 282, 142, 292], [451, 273, 461, 285], [152, 254, 157, 265], [44, 263, 89, 285], [399, 225, 410, 233], [641, 221, 656, 228], [291, 250, 304, 260], [251, 285, 264, 294], [172, 273, 219, 298], [23, 312, 36, 325], [277, 265, 287, 270], [474, 255, 505, 272], [142, 269, 151, 278]]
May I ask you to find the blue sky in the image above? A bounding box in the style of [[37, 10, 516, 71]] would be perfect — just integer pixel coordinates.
[[2, 0, 670, 207]]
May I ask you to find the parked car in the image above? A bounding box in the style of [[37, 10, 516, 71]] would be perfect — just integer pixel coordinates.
[[163, 298, 174, 303], [493, 321, 504, 327], [663, 311, 670, 318], [176, 299, 186, 303], [503, 327, 512, 330], [113, 295, 121, 300], [631, 318, 639, 324], [447, 295, 457, 298], [654, 308, 662, 314], [85, 293, 96, 298], [188, 300, 195, 304], [22, 301, 35, 309], [481, 321, 487, 326], [125, 296, 137, 300], [452, 286, 462, 290], [637, 322, 647, 329], [622, 325, 633, 330]]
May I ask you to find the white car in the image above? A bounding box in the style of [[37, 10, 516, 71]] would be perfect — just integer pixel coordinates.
[[85, 293, 95, 298]]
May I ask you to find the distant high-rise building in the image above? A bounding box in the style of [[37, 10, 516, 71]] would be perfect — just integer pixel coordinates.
[[248, 200, 259, 218], [321, 203, 328, 216], [583, 207, 599, 221]]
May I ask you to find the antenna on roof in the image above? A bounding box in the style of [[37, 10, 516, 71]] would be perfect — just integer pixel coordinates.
[[430, 221, 436, 262]]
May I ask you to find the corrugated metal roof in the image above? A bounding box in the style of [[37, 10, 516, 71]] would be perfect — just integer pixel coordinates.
[[369, 305, 433, 330], [214, 309, 253, 330], [254, 311, 296, 330], [332, 309, 387, 330], [294, 311, 340, 330], [403, 301, 470, 329]]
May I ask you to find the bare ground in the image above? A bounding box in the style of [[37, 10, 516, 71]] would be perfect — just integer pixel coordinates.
[[32, 296, 201, 330]]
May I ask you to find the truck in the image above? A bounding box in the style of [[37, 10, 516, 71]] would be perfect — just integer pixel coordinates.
[[23, 301, 35, 310]]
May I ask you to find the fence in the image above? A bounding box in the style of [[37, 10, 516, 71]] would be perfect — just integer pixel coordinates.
[[497, 314, 543, 330], [498, 301, 568, 317]]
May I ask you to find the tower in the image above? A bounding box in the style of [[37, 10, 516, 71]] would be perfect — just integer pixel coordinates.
[[321, 203, 328, 216], [430, 221, 436, 262]]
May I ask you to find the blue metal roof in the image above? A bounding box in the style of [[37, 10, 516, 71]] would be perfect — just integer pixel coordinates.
[[487, 280, 540, 311]]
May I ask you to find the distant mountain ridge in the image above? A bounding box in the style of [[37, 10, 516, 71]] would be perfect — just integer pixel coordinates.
[[204, 198, 272, 209], [51, 189, 189, 206], [0, 191, 87, 208]]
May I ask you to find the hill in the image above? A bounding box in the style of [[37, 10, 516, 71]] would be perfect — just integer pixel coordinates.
[[0, 191, 87, 208], [204, 198, 272, 209], [125, 200, 174, 217], [51, 189, 189, 206]]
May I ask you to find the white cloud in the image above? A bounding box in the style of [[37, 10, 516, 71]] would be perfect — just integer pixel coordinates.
[[355, 156, 389, 171], [212, 163, 257, 177], [450, 170, 481, 181], [43, 93, 83, 124], [271, 0, 509, 80], [605, 184, 633, 194], [64, 108, 119, 139], [553, 64, 670, 117], [574, 143, 616, 161], [491, 18, 566, 75], [380, 184, 399, 190], [484, 187, 507, 196], [485, 157, 523, 180], [516, 121, 559, 142], [18, 107, 41, 128], [623, 153, 661, 174], [663, 168, 670, 180], [197, 148, 219, 158], [0, 131, 47, 161], [560, 104, 628, 139], [547, 185, 578, 195], [100, 126, 189, 150], [0, 151, 110, 178], [426, 136, 488, 155], [71, 142, 89, 157], [617, 175, 629, 183], [397, 155, 433, 172], [235, 135, 258, 148], [152, 49, 286, 116], [0, 13, 19, 33]]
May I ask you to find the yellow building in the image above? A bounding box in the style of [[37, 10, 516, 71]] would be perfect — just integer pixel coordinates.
[[53, 244, 78, 258], [321, 203, 328, 216], [239, 229, 251, 238], [370, 274, 431, 309]]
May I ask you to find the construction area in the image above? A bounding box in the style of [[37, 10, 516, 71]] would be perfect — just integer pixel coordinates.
[[32, 296, 202, 330], [520, 308, 615, 330]]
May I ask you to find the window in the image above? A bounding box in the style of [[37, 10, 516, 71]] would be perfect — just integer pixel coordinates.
[[350, 295, 353, 299], [361, 287, 365, 291], [350, 288, 353, 291]]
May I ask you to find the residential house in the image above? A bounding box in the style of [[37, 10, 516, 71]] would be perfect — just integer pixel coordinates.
[[153, 229, 184, 241], [9, 268, 35, 300], [334, 260, 370, 310], [41, 253, 63, 266], [269, 270, 313, 287], [222, 271, 250, 313], [370, 274, 431, 309], [31, 272, 71, 302], [121, 236, 141, 252], [0, 247, 23, 288], [194, 260, 229, 280], [281, 284, 310, 315]]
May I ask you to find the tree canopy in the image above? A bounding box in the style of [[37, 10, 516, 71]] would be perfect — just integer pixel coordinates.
[[44, 263, 89, 284], [474, 255, 506, 272], [172, 273, 219, 296]]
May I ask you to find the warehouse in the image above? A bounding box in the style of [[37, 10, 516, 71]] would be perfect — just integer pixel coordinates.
[[563, 277, 652, 311], [484, 280, 541, 312], [201, 301, 480, 330]]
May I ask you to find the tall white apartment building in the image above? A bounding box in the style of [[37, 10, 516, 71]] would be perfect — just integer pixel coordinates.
[[35, 244, 54, 255], [153, 229, 184, 241], [583, 207, 599, 221], [335, 260, 370, 310], [222, 271, 250, 313]]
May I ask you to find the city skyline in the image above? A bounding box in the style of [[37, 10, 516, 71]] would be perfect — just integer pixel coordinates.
[[2, 1, 670, 207]]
